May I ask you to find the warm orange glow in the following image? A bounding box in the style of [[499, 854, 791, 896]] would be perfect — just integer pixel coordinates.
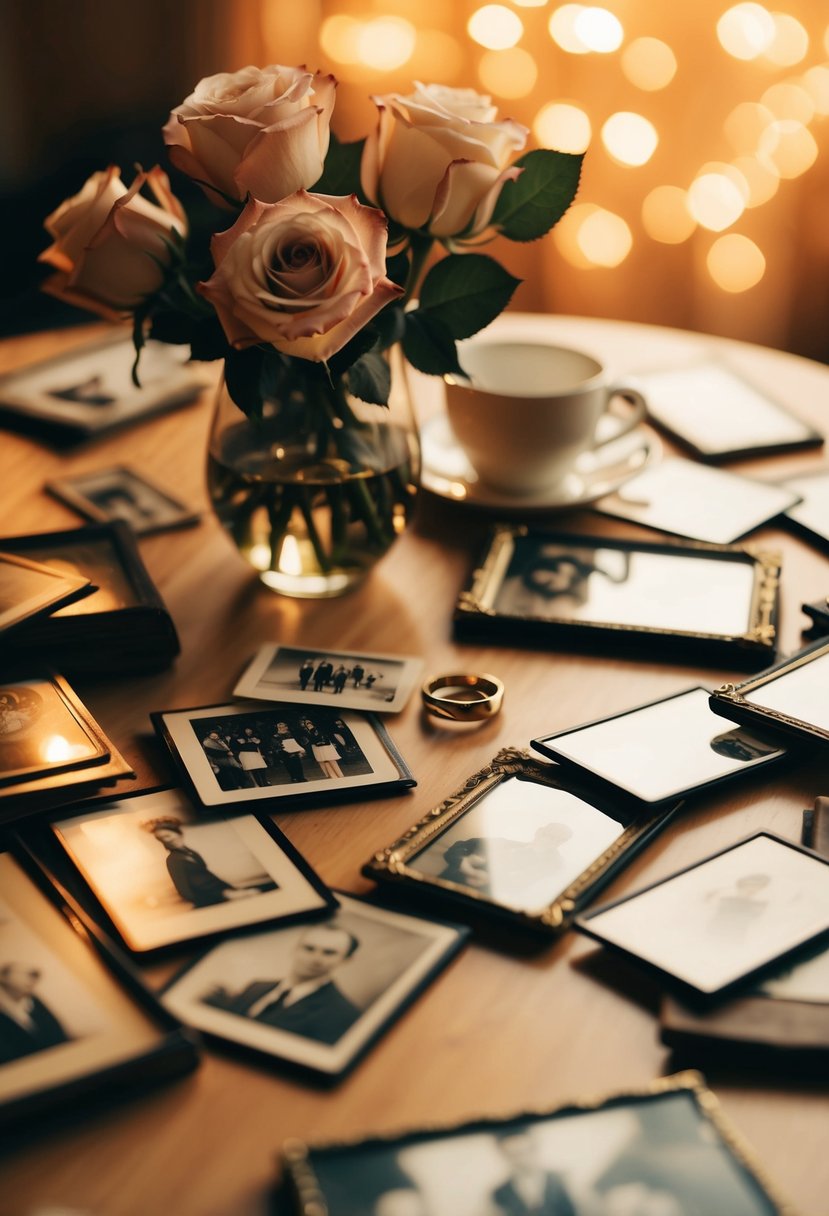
[[554, 204, 632, 268], [761, 81, 815, 124], [601, 112, 658, 166], [687, 172, 746, 230], [732, 155, 780, 206], [641, 186, 696, 244], [468, 5, 524, 50], [724, 102, 776, 155], [621, 38, 677, 90], [358, 18, 416, 70], [534, 102, 591, 152], [513, 0, 547, 5], [574, 7, 623, 53], [479, 48, 538, 98], [320, 15, 362, 64], [802, 64, 829, 116], [717, 4, 775, 60], [763, 13, 809, 66], [760, 120, 818, 178], [548, 5, 590, 54], [707, 234, 766, 291], [409, 31, 465, 80]]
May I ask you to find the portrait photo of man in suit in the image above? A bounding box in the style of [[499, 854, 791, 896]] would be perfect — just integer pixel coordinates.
[[0, 961, 71, 1065], [491, 1127, 577, 1216], [203, 922, 361, 1045]]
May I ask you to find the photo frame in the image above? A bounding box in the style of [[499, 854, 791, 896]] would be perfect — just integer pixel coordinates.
[[801, 596, 829, 640], [532, 686, 788, 810], [161, 894, 467, 1079], [779, 468, 829, 552], [46, 466, 200, 536], [151, 701, 415, 810], [234, 644, 423, 715], [576, 832, 829, 999], [47, 786, 336, 955], [279, 1071, 791, 1215], [0, 844, 198, 1129], [710, 637, 829, 749], [363, 749, 680, 936], [453, 527, 780, 669], [0, 550, 91, 636]]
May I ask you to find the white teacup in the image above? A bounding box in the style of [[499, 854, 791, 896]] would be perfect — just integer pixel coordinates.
[[443, 339, 646, 496]]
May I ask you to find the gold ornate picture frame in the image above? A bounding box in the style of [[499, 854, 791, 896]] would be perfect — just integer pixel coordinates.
[[710, 637, 829, 748]]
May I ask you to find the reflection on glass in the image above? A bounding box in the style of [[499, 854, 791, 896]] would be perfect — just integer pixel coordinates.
[[0, 680, 101, 781], [744, 650, 829, 731]]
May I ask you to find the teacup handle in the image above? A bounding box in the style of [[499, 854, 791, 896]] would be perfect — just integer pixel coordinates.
[[594, 387, 647, 449]]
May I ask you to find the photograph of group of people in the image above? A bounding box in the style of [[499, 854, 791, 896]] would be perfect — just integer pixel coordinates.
[[234, 644, 423, 714]]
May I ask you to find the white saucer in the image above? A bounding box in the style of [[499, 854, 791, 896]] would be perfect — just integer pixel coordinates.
[[420, 414, 663, 511]]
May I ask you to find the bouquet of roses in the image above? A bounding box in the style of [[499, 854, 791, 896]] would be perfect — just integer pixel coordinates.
[[38, 64, 582, 416]]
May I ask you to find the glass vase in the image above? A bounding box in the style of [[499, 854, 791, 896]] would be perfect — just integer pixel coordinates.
[[207, 349, 420, 598]]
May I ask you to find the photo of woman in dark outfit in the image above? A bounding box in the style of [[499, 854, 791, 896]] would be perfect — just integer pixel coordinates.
[[270, 721, 307, 783], [143, 818, 272, 908]]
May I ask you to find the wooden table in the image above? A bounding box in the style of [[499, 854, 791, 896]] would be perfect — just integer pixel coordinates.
[[1, 317, 827, 1216]]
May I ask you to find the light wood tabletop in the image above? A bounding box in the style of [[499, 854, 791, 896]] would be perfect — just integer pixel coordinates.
[[0, 316, 827, 1216]]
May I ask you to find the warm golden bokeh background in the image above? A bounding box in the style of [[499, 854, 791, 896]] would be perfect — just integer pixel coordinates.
[[3, 0, 828, 358]]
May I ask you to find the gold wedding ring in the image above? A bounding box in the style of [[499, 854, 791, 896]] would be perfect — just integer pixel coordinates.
[[421, 672, 504, 724]]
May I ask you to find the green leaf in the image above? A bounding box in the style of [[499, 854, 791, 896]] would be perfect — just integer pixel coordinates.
[[347, 351, 391, 405], [402, 312, 463, 376], [149, 309, 196, 347], [492, 149, 583, 242], [385, 251, 410, 290], [311, 134, 367, 199], [373, 303, 406, 351], [417, 254, 520, 340], [327, 325, 379, 379], [131, 308, 148, 387], [224, 347, 266, 418], [189, 314, 228, 362]]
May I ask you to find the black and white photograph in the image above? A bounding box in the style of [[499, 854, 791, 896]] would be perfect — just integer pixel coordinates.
[[284, 1078, 784, 1214], [162, 895, 466, 1077], [51, 789, 335, 953], [711, 638, 829, 745], [47, 466, 200, 536], [0, 550, 91, 635], [577, 833, 829, 997], [152, 701, 414, 809], [454, 527, 779, 667], [0, 676, 109, 787], [532, 687, 787, 807], [781, 468, 829, 550], [234, 644, 423, 714]]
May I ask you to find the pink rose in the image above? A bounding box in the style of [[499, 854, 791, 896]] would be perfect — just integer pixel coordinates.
[[199, 192, 402, 363], [361, 82, 528, 239], [163, 65, 336, 208], [38, 166, 186, 319]]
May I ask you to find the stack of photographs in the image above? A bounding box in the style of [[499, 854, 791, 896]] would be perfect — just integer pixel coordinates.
[[0, 550, 93, 636], [709, 638, 829, 750], [0, 522, 180, 675]]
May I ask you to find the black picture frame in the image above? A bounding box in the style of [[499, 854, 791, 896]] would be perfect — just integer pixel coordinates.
[[801, 596, 829, 640], [709, 637, 829, 750], [279, 1071, 790, 1215], [0, 550, 92, 636], [779, 468, 829, 553], [46, 465, 201, 536], [0, 842, 199, 1130], [453, 527, 780, 670], [531, 685, 789, 810], [363, 749, 680, 937], [151, 700, 415, 812]]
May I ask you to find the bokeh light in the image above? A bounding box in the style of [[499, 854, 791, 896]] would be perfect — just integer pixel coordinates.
[[724, 102, 776, 155], [717, 4, 775, 60], [601, 112, 659, 166], [554, 204, 632, 267], [534, 102, 592, 152], [641, 186, 696, 244], [479, 48, 538, 98], [548, 5, 589, 54], [732, 155, 780, 206], [468, 5, 524, 50], [574, 7, 623, 53], [687, 171, 746, 230], [621, 38, 677, 90], [760, 120, 818, 177], [707, 234, 766, 291], [802, 64, 829, 116], [320, 15, 362, 63], [763, 13, 809, 66], [761, 82, 814, 124], [358, 18, 416, 70], [408, 30, 464, 80]]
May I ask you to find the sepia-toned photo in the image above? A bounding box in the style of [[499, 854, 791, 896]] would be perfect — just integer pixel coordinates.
[[152, 701, 413, 809], [533, 687, 786, 807], [52, 789, 335, 953], [286, 1079, 783, 1215], [577, 832, 829, 996], [234, 644, 423, 714], [0, 676, 108, 788], [0, 550, 91, 635], [47, 466, 200, 536], [162, 896, 466, 1076]]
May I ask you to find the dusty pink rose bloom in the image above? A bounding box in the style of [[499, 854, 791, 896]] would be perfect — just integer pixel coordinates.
[[39, 166, 186, 319], [199, 192, 403, 363], [163, 64, 336, 208], [361, 82, 528, 239]]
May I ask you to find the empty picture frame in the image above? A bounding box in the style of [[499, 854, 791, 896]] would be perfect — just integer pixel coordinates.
[[576, 832, 829, 999], [47, 466, 200, 536], [710, 638, 829, 749], [0, 551, 91, 636], [532, 687, 788, 810], [363, 750, 679, 936], [453, 527, 780, 669], [279, 1072, 791, 1216], [0, 845, 198, 1128]]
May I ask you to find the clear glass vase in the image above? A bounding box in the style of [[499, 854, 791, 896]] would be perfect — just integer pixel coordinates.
[[207, 349, 420, 598]]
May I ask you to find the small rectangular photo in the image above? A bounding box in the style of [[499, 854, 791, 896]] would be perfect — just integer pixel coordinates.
[[47, 466, 200, 536], [781, 467, 829, 551], [234, 644, 423, 714], [162, 895, 467, 1077], [151, 701, 414, 810], [0, 550, 91, 636], [710, 637, 829, 748], [532, 686, 788, 808], [576, 832, 829, 997], [51, 788, 335, 954]]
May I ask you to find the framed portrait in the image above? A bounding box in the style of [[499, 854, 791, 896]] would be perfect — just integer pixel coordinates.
[[161, 894, 467, 1079], [0, 333, 204, 446], [151, 701, 415, 811], [279, 1071, 791, 1215], [234, 644, 423, 715], [576, 832, 829, 999], [363, 750, 679, 935], [453, 527, 780, 669], [48, 787, 336, 955], [532, 686, 788, 810], [47, 466, 200, 536], [0, 846, 198, 1128], [0, 550, 91, 636], [710, 638, 829, 749]]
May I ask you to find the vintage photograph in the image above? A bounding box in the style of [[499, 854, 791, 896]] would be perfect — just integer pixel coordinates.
[[0, 676, 109, 787], [711, 639, 829, 744], [52, 789, 335, 953], [234, 644, 423, 714], [577, 832, 829, 996], [47, 466, 200, 536], [0, 550, 91, 635], [533, 687, 787, 807], [152, 701, 413, 809], [285, 1079, 784, 1215], [162, 896, 466, 1076]]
